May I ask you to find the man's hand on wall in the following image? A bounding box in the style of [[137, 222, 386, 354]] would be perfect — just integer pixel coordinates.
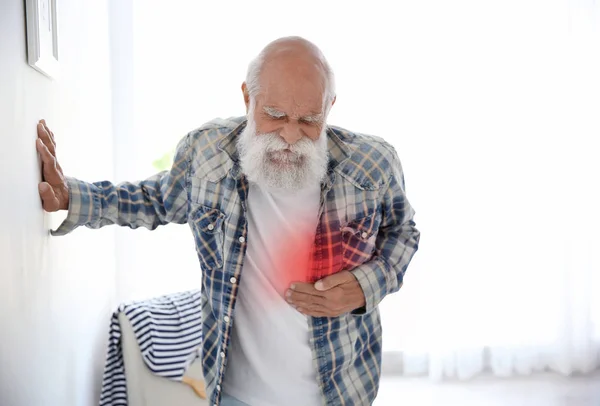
[[36, 119, 69, 212], [286, 271, 366, 317]]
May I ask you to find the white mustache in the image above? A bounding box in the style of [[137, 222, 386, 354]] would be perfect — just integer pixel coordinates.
[[260, 132, 317, 159]]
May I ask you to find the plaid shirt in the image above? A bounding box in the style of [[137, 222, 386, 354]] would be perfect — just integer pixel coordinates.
[[54, 116, 420, 406]]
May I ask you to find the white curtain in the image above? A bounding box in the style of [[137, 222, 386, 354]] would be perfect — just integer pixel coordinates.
[[115, 0, 600, 379]]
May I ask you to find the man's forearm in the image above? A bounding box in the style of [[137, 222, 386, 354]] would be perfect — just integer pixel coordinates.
[[52, 135, 191, 236], [350, 219, 420, 314], [51, 175, 188, 236]]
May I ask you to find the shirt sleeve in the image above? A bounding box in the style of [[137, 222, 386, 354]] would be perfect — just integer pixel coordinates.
[[350, 147, 420, 314], [51, 134, 191, 236]]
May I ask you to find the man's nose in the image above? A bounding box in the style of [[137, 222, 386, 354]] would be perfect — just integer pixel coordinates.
[[279, 124, 303, 145]]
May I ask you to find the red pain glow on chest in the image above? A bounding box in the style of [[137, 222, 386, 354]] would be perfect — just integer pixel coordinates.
[[270, 229, 315, 288], [243, 228, 336, 305]]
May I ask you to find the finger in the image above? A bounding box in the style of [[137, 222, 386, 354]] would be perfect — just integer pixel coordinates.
[[36, 138, 56, 168], [289, 282, 324, 296], [298, 302, 353, 317], [287, 289, 346, 315], [37, 123, 56, 155], [286, 290, 326, 306], [37, 122, 56, 156], [292, 301, 325, 312], [39, 182, 60, 212], [36, 138, 62, 184], [41, 120, 57, 148], [315, 271, 354, 291]]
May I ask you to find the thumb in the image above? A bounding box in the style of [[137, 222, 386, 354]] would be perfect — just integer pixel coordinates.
[[39, 182, 60, 212], [315, 271, 352, 291]]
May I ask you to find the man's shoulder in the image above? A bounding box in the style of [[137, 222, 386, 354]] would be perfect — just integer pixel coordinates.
[[328, 125, 401, 189], [195, 116, 246, 132], [329, 125, 394, 149], [180, 116, 244, 182], [184, 116, 245, 157], [187, 116, 244, 144]]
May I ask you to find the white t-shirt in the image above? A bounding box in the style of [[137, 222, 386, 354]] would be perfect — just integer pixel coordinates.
[[222, 181, 322, 406]]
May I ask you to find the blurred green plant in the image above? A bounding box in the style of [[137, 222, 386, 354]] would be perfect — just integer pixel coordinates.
[[152, 149, 175, 172]]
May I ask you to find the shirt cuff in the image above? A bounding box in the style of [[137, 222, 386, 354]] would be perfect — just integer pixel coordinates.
[[51, 177, 100, 236], [350, 259, 394, 315]]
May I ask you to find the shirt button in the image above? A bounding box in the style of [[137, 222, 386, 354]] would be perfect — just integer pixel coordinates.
[[230, 277, 237, 284], [223, 315, 230, 323], [216, 384, 221, 392], [220, 351, 225, 358], [207, 223, 215, 231], [238, 236, 245, 243], [361, 232, 368, 239]]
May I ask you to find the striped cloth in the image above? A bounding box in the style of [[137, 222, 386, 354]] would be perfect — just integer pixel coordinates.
[[99, 290, 203, 406]]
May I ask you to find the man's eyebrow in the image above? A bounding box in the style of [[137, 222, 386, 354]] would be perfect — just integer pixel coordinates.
[[263, 106, 323, 123], [300, 113, 323, 123], [263, 106, 287, 118]]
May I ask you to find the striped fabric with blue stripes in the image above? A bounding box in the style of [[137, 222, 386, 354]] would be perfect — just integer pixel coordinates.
[[99, 290, 203, 406]]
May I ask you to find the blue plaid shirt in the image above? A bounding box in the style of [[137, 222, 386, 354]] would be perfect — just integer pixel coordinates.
[[54, 117, 420, 405]]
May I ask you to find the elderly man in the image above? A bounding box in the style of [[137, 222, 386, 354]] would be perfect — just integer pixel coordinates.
[[36, 37, 420, 406]]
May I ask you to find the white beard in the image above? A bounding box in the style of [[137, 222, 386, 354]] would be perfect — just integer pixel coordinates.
[[237, 111, 329, 190]]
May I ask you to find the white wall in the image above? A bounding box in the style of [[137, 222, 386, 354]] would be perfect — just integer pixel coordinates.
[[0, 1, 116, 405]]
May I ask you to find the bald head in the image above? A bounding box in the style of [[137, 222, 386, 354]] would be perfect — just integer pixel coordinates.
[[242, 37, 336, 145], [245, 37, 335, 103]]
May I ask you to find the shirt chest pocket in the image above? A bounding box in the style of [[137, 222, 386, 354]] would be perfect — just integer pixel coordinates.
[[341, 213, 381, 270], [189, 204, 225, 271]]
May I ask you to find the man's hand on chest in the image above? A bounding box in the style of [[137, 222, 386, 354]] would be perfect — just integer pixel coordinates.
[[285, 271, 366, 317]]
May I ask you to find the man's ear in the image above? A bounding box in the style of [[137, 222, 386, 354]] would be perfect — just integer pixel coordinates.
[[242, 82, 250, 112], [332, 95, 337, 107]]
